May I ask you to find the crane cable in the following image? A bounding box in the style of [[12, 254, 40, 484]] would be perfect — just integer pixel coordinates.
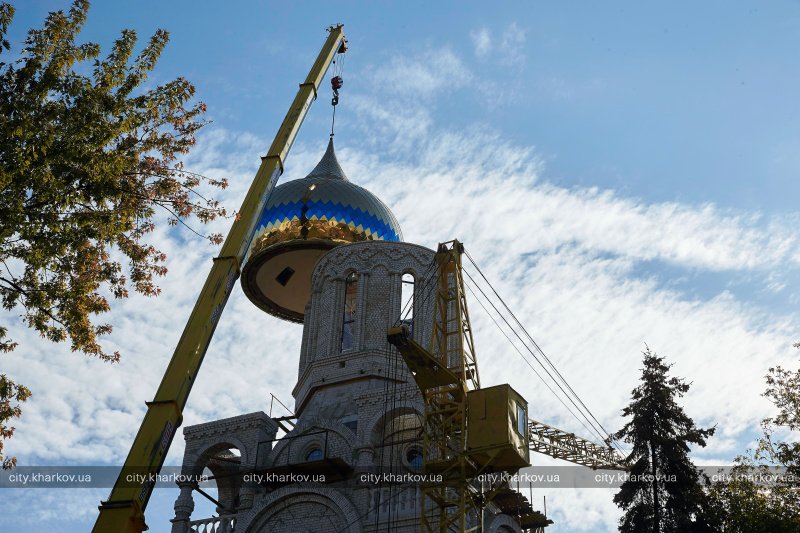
[[461, 269, 610, 447], [329, 47, 346, 137], [381, 252, 436, 530], [462, 279, 608, 447], [396, 251, 611, 446], [464, 256, 628, 458], [463, 250, 627, 456], [463, 269, 626, 456], [391, 246, 626, 456]]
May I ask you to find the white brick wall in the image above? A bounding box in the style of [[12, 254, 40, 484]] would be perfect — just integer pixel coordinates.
[[173, 241, 522, 533]]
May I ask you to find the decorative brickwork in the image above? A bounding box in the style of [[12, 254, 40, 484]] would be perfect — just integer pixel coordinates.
[[172, 241, 522, 533]]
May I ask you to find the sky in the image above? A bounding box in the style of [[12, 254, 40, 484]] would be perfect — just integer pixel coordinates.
[[3, 1, 800, 531]]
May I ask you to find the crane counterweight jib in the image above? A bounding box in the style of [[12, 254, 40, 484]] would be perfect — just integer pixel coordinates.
[[527, 419, 628, 471]]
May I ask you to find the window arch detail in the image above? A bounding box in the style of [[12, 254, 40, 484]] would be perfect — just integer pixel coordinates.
[[341, 272, 359, 352], [400, 272, 415, 332]]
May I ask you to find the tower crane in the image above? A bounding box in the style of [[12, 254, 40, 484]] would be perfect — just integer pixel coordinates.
[[93, 25, 348, 533], [388, 240, 627, 533]]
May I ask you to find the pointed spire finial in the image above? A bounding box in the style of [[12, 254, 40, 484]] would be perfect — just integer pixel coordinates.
[[305, 137, 348, 181]]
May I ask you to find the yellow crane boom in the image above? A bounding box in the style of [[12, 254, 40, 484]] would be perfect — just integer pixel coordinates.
[[93, 25, 347, 533]]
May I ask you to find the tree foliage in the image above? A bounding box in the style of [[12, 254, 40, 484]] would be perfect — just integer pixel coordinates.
[[703, 456, 800, 532], [703, 356, 800, 531], [612, 347, 715, 533], [0, 1, 228, 468], [758, 358, 800, 478]]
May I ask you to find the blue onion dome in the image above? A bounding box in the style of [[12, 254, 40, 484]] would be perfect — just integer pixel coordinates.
[[241, 138, 403, 322]]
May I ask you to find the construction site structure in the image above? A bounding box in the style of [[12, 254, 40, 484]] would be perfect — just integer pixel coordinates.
[[387, 242, 626, 532], [167, 154, 624, 533], [170, 233, 537, 531]]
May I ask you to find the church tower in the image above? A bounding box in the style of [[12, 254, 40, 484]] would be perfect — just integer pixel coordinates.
[[169, 141, 525, 533]]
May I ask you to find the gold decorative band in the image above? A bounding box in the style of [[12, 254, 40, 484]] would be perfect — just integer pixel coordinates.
[[250, 218, 378, 257]]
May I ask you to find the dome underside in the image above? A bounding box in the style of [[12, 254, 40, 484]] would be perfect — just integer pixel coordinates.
[[241, 240, 334, 322]]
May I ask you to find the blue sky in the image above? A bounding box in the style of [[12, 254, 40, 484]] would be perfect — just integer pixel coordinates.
[[4, 1, 800, 531]]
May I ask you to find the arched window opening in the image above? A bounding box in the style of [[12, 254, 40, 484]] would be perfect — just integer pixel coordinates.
[[341, 272, 359, 352], [400, 273, 415, 332], [406, 448, 423, 471], [306, 448, 323, 461]]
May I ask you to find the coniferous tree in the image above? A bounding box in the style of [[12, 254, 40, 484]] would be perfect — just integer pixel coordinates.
[[612, 347, 715, 533]]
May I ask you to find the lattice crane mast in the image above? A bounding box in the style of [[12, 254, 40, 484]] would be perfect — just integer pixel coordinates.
[[388, 240, 626, 533]]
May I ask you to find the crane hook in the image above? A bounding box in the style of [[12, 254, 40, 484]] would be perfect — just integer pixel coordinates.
[[331, 75, 343, 106]]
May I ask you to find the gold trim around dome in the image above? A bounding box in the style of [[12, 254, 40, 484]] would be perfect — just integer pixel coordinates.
[[250, 218, 379, 257]]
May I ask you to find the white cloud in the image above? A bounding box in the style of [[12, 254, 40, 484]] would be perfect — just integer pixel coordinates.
[[470, 23, 526, 66], [4, 47, 800, 533], [346, 47, 474, 152], [470, 27, 491, 58], [348, 95, 434, 153], [5, 489, 107, 525], [367, 141, 795, 438], [366, 47, 471, 100], [499, 22, 526, 67]]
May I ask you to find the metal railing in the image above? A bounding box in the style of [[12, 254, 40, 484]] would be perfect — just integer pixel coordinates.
[[256, 428, 331, 467]]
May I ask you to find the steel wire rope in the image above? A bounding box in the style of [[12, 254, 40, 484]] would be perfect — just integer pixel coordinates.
[[460, 268, 610, 447], [378, 254, 437, 531], [391, 256, 438, 434], [329, 47, 346, 137], [463, 257, 630, 459], [376, 257, 435, 530], [385, 279, 408, 532], [461, 278, 607, 447], [373, 269, 392, 531], [390, 328, 409, 532], [392, 254, 445, 522], [396, 250, 609, 448], [387, 250, 468, 527], [333, 482, 417, 533], [465, 264, 628, 459], [464, 251, 607, 432], [463, 251, 627, 456], [464, 253, 616, 427], [394, 248, 625, 457]]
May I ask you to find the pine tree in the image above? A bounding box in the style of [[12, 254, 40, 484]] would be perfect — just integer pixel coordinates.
[[612, 347, 715, 533]]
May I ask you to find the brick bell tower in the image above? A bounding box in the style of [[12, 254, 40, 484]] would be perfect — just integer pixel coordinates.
[[170, 141, 524, 533]]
